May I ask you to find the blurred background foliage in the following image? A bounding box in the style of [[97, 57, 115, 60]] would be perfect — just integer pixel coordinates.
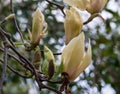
[[0, 0, 120, 94]]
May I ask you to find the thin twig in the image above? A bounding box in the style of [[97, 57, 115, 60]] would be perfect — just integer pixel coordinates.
[[0, 59, 33, 78], [9, 45, 34, 72], [8, 65, 33, 78], [0, 20, 6, 26], [0, 28, 33, 73], [45, 0, 65, 16], [0, 28, 7, 41], [0, 42, 8, 92], [83, 13, 105, 25], [0, 47, 32, 72], [42, 85, 62, 94], [83, 13, 99, 25], [0, 29, 8, 93], [0, 46, 43, 91], [41, 50, 62, 55], [53, 52, 62, 55], [8, 45, 44, 90], [98, 14, 106, 23], [10, 0, 24, 43], [47, 80, 63, 84], [0, 27, 15, 47], [41, 77, 63, 84]]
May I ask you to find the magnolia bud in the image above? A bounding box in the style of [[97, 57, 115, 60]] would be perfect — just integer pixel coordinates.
[[64, 7, 83, 44], [31, 8, 44, 47], [86, 0, 107, 14], [63, 0, 88, 10], [0, 14, 15, 25], [5, 13, 15, 21], [61, 32, 92, 82]]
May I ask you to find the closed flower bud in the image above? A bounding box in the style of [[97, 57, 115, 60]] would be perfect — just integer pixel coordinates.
[[63, 0, 107, 14], [86, 0, 107, 14], [61, 32, 92, 82], [63, 0, 88, 10], [64, 7, 83, 44], [5, 13, 15, 21], [31, 8, 44, 47]]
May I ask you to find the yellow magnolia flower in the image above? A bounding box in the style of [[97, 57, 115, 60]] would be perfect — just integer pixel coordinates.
[[31, 8, 44, 46], [61, 32, 92, 82], [64, 7, 83, 44], [86, 0, 108, 14], [63, 0, 107, 14], [63, 0, 88, 10]]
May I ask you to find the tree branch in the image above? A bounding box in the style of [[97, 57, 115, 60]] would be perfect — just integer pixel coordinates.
[[0, 47, 32, 72], [0, 27, 15, 47], [45, 0, 65, 16], [10, 0, 24, 43], [42, 84, 62, 94], [8, 45, 44, 91], [41, 50, 62, 55], [0, 42, 8, 93], [0, 59, 33, 78]]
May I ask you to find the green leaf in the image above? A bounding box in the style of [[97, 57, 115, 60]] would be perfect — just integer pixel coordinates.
[[41, 59, 49, 77], [53, 61, 63, 78]]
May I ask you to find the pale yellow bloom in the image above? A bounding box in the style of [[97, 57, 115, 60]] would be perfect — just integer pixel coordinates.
[[86, 0, 108, 14], [31, 8, 44, 46], [63, 0, 88, 10], [64, 7, 83, 44], [63, 0, 107, 14], [61, 32, 92, 82]]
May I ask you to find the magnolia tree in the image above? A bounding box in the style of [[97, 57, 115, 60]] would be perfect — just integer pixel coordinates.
[[0, 0, 107, 94]]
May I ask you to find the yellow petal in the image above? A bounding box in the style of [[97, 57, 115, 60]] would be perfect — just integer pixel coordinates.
[[31, 8, 44, 45], [28, 29, 32, 41], [62, 32, 85, 77], [69, 39, 92, 81], [64, 7, 83, 44], [63, 0, 88, 10], [86, 0, 107, 14]]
